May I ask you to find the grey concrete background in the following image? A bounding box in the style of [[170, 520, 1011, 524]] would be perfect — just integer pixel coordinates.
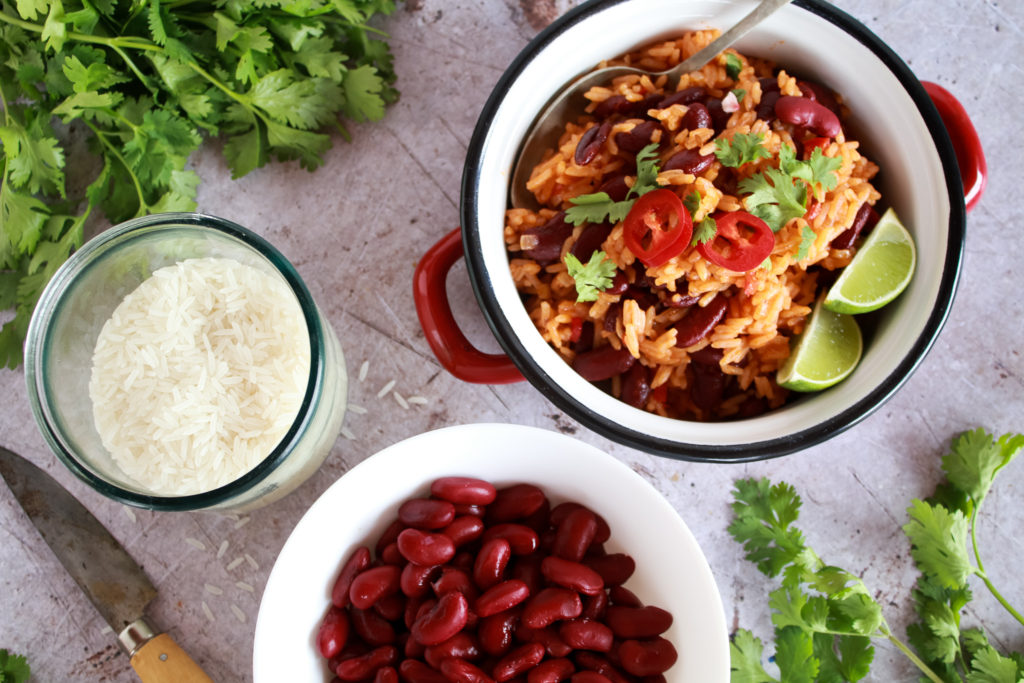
[[1, 0, 1021, 680]]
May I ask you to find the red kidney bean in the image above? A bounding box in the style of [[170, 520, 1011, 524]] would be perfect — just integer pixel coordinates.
[[332, 546, 372, 608], [541, 557, 604, 596], [399, 659, 448, 683], [680, 102, 712, 131], [797, 79, 841, 117], [617, 637, 678, 676], [510, 555, 545, 595], [431, 477, 498, 506], [548, 505, 610, 545], [412, 590, 469, 645], [488, 484, 548, 523], [439, 657, 495, 683], [572, 653, 631, 683], [482, 524, 540, 555], [552, 508, 598, 562], [582, 554, 635, 586], [404, 632, 426, 659], [479, 609, 521, 656], [518, 624, 573, 658], [399, 499, 456, 530], [663, 148, 714, 175], [596, 92, 661, 119], [473, 538, 513, 590], [580, 591, 608, 621], [620, 362, 650, 409], [691, 358, 727, 413], [521, 212, 573, 264], [523, 587, 583, 628], [319, 606, 351, 659], [663, 291, 699, 308], [656, 86, 706, 109], [373, 593, 407, 622], [689, 345, 722, 366], [624, 284, 659, 311], [575, 121, 612, 166], [559, 619, 613, 652], [432, 566, 478, 601], [705, 97, 731, 134], [674, 294, 728, 348], [398, 528, 456, 566], [614, 120, 659, 154], [452, 550, 475, 573], [597, 174, 630, 202], [774, 95, 840, 138], [572, 346, 636, 382], [443, 516, 486, 548], [570, 223, 614, 261], [528, 657, 575, 683], [603, 272, 628, 296], [475, 579, 531, 617], [335, 644, 398, 681], [375, 665, 399, 683], [593, 94, 630, 119], [572, 320, 595, 355], [376, 520, 405, 557], [832, 202, 880, 250], [424, 632, 481, 669], [602, 303, 622, 333], [350, 565, 402, 610], [755, 89, 781, 121], [455, 503, 486, 516], [607, 586, 642, 608], [493, 642, 546, 681], [604, 606, 673, 638], [350, 607, 397, 646], [570, 673, 613, 683], [380, 542, 405, 566], [640, 676, 667, 683]]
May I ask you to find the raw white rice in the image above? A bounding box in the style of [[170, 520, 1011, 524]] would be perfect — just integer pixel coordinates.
[[340, 426, 356, 440], [202, 601, 215, 622], [393, 392, 409, 409], [348, 403, 367, 415], [185, 537, 206, 551], [235, 581, 255, 593], [244, 553, 259, 570], [89, 258, 311, 496], [407, 396, 429, 405], [231, 604, 247, 623], [358, 360, 369, 382], [233, 516, 251, 530], [204, 583, 223, 596], [226, 556, 245, 571], [216, 540, 229, 559], [376, 379, 396, 399]]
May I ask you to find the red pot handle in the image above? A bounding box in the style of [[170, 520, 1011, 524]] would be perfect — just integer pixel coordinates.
[[921, 80, 986, 212], [413, 227, 524, 384]]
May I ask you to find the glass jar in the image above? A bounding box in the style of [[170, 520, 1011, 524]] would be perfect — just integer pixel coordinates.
[[24, 213, 347, 511]]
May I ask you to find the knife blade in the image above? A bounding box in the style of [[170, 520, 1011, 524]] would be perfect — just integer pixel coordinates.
[[0, 446, 214, 683]]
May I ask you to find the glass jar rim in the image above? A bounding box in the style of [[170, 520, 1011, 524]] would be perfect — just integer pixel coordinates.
[[24, 212, 326, 511]]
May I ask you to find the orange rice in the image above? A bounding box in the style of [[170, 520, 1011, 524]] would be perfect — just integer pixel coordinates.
[[505, 31, 881, 421]]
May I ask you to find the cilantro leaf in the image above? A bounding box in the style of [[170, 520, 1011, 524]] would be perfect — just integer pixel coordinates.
[[683, 190, 701, 216], [739, 167, 808, 232], [780, 145, 842, 200], [966, 647, 1022, 683], [732, 88, 746, 102], [774, 626, 818, 683], [565, 250, 616, 302], [0, 648, 30, 683], [629, 142, 661, 198], [796, 225, 816, 260], [725, 52, 743, 80], [715, 132, 770, 168], [565, 144, 662, 226], [728, 478, 807, 577], [729, 629, 778, 683], [692, 216, 717, 245], [903, 499, 973, 590], [943, 428, 1024, 505]]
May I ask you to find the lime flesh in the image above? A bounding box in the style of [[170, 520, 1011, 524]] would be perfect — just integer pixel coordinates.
[[824, 207, 916, 315], [778, 297, 863, 392]]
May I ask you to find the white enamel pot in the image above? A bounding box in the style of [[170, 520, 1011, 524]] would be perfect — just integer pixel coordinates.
[[414, 0, 985, 462]]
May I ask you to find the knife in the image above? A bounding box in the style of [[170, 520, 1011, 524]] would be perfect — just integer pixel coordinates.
[[0, 446, 214, 683]]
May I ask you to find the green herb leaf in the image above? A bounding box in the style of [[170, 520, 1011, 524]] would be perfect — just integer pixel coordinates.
[[565, 250, 617, 302], [715, 132, 771, 168], [943, 428, 1024, 505], [725, 52, 743, 80], [565, 144, 662, 226], [692, 216, 717, 246], [728, 478, 807, 578], [628, 142, 661, 198], [740, 167, 808, 232], [774, 626, 818, 683], [903, 499, 973, 590], [732, 88, 746, 102], [796, 225, 816, 260], [0, 648, 31, 683], [683, 190, 701, 216], [729, 629, 779, 683], [966, 646, 1022, 683]]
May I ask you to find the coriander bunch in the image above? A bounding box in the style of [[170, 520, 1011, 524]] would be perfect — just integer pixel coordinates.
[[0, 0, 399, 368], [728, 428, 1024, 683]]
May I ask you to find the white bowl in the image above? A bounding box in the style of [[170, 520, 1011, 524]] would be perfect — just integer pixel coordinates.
[[456, 0, 971, 460], [253, 423, 729, 681]]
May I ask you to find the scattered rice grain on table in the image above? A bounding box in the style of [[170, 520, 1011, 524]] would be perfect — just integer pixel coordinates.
[[226, 556, 245, 571], [231, 604, 247, 623], [236, 581, 255, 593], [204, 583, 223, 596], [185, 537, 206, 551], [341, 426, 356, 440], [245, 553, 259, 570], [358, 360, 369, 382], [348, 403, 368, 415], [202, 601, 215, 622], [376, 379, 396, 399], [393, 392, 409, 409], [216, 540, 229, 559], [407, 396, 429, 405]]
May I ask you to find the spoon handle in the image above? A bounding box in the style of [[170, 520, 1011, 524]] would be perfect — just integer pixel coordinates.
[[672, 0, 795, 75]]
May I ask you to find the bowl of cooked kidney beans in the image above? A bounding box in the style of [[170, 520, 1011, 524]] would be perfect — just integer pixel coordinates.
[[253, 424, 729, 682], [414, 0, 981, 462]]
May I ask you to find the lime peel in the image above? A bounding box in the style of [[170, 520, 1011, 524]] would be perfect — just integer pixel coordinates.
[[824, 207, 916, 315], [778, 297, 863, 392]]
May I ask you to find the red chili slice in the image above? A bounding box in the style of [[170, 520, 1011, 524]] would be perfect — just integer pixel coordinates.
[[622, 189, 692, 268], [803, 136, 830, 159], [696, 211, 774, 273]]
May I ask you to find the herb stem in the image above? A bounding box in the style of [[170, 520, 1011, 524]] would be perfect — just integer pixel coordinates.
[[881, 626, 949, 683], [970, 506, 1024, 627], [83, 121, 149, 217]]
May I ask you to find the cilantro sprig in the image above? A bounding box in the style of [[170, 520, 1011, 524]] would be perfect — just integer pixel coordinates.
[[715, 132, 771, 169], [0, 0, 400, 368], [565, 143, 661, 226], [729, 428, 1024, 683], [565, 250, 617, 302], [0, 649, 29, 683], [739, 144, 842, 233]]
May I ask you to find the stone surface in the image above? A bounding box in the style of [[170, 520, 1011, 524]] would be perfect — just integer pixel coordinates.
[[1, 0, 1022, 680]]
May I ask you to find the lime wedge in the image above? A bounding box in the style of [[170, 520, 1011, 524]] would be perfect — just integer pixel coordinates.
[[777, 297, 863, 392], [824, 207, 916, 314]]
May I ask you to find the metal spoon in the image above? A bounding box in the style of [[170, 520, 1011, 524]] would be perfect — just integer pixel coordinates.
[[509, 0, 795, 209]]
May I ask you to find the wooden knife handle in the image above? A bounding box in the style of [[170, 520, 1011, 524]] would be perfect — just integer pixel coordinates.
[[130, 633, 214, 683]]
